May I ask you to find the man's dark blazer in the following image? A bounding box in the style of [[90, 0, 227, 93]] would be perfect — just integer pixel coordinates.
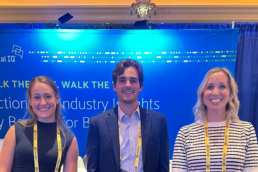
[[86, 106, 169, 172]]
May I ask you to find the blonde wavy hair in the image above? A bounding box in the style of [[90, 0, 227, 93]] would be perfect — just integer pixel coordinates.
[[193, 67, 240, 122], [19, 76, 68, 136]]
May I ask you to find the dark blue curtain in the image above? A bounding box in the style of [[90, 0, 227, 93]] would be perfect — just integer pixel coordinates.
[[235, 22, 258, 135], [156, 23, 232, 29]]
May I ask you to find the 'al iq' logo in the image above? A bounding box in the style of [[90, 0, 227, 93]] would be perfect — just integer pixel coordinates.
[[0, 45, 24, 63]]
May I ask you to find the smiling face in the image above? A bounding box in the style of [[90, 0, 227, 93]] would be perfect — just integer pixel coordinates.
[[30, 82, 59, 123], [203, 71, 231, 115], [113, 66, 143, 107]]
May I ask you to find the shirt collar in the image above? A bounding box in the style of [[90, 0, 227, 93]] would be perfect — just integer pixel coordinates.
[[118, 104, 140, 122]]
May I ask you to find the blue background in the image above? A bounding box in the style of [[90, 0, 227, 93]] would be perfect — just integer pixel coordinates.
[[0, 29, 239, 158]]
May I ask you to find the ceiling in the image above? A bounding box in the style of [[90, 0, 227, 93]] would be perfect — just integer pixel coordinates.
[[1, 0, 258, 23]]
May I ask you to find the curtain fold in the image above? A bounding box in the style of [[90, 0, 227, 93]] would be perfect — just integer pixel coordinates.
[[235, 22, 258, 135]]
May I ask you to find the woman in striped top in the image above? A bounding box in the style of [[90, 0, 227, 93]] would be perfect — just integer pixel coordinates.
[[172, 68, 258, 172]]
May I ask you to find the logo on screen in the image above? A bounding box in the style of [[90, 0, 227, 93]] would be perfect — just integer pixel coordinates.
[[12, 45, 23, 59], [0, 45, 23, 63]]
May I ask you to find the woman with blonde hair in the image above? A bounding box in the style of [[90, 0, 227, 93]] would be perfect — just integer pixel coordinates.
[[0, 76, 78, 172], [172, 67, 258, 172]]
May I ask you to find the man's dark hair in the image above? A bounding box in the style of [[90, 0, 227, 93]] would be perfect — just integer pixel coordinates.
[[112, 59, 144, 88]]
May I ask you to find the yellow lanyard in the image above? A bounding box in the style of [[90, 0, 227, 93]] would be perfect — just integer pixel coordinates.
[[204, 118, 229, 172], [118, 119, 142, 172], [33, 123, 62, 172]]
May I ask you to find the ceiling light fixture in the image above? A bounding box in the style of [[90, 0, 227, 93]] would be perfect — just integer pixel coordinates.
[[131, 0, 156, 20]]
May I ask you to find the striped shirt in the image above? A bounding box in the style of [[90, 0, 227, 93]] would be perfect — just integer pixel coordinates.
[[118, 105, 143, 172], [172, 120, 258, 172]]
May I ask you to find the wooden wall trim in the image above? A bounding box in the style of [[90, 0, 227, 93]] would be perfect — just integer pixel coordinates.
[[0, 5, 258, 23]]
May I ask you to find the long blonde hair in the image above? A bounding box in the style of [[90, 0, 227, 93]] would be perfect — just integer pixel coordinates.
[[19, 76, 68, 137], [193, 68, 240, 122]]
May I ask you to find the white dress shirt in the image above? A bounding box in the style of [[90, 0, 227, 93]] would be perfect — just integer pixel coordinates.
[[118, 105, 143, 172]]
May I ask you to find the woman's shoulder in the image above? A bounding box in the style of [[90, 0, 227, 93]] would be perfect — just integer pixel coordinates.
[[239, 120, 254, 126], [13, 121, 27, 129], [60, 127, 76, 151], [61, 126, 75, 142], [230, 121, 257, 138], [62, 126, 74, 136], [178, 121, 202, 133], [231, 120, 255, 129], [232, 121, 255, 131]]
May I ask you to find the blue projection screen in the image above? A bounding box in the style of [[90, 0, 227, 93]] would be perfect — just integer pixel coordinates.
[[0, 29, 239, 158]]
